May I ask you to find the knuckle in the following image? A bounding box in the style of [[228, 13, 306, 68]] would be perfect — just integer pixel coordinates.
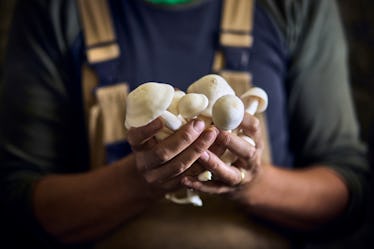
[[192, 146, 205, 156], [180, 129, 196, 144], [243, 148, 254, 161], [173, 164, 187, 176], [192, 140, 209, 154], [207, 159, 220, 172], [251, 117, 260, 131], [228, 172, 242, 187], [153, 147, 170, 163], [170, 161, 189, 177], [144, 173, 157, 185], [216, 131, 231, 147]]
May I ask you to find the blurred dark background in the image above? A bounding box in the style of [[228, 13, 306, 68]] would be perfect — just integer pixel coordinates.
[[0, 0, 373, 248]]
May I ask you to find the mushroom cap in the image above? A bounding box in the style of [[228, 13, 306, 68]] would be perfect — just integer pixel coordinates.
[[212, 94, 244, 131], [240, 87, 268, 113], [125, 82, 174, 128], [178, 93, 209, 119], [187, 74, 235, 117], [168, 90, 186, 115]]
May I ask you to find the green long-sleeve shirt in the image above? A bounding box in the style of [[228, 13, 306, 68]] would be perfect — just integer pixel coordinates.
[[0, 0, 369, 248]]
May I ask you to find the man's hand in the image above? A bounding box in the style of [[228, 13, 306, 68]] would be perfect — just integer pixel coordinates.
[[181, 113, 264, 195], [127, 118, 219, 196]]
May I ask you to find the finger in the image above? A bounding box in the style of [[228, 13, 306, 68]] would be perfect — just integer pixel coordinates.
[[181, 176, 235, 194], [145, 127, 219, 182], [209, 129, 256, 164], [239, 113, 260, 138], [158, 176, 184, 192], [198, 150, 243, 186], [227, 136, 256, 163], [142, 119, 206, 170], [233, 159, 256, 182], [209, 130, 231, 157], [127, 118, 163, 147], [239, 113, 264, 151]]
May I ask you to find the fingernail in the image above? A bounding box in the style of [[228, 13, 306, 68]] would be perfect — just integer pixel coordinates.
[[193, 119, 205, 132], [200, 151, 209, 161]]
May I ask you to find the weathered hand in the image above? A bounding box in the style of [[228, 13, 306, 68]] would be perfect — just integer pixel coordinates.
[[181, 113, 264, 194], [127, 118, 219, 196]]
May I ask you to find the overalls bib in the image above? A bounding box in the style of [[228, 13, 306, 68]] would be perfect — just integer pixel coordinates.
[[77, 0, 290, 248]]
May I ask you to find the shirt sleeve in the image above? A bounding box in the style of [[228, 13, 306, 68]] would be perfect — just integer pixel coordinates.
[[284, 0, 369, 238], [0, 0, 86, 247]]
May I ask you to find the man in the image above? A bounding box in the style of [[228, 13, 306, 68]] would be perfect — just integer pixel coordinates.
[[0, 0, 369, 248]]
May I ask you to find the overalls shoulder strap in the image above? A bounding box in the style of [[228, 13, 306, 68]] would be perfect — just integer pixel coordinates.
[[77, 0, 120, 63], [215, 0, 272, 164], [77, 0, 127, 169], [221, 0, 254, 47]]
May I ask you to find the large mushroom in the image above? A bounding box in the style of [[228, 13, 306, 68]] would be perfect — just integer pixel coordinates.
[[187, 74, 239, 180], [187, 74, 235, 125], [212, 94, 244, 131], [125, 82, 183, 132]]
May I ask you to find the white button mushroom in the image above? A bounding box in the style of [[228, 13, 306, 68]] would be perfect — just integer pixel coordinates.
[[178, 93, 209, 120], [239, 87, 269, 147], [187, 74, 235, 117], [240, 87, 268, 115], [212, 94, 244, 131], [167, 90, 186, 116], [125, 82, 183, 132], [211, 95, 245, 166]]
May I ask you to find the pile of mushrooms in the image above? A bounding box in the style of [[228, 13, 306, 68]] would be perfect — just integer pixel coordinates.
[[125, 75, 268, 206]]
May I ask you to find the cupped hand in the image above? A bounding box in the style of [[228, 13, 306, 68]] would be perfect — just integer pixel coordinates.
[[126, 118, 219, 196], [181, 113, 264, 195]]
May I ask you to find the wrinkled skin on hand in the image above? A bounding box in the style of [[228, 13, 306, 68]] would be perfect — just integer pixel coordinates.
[[181, 113, 264, 195], [126, 118, 219, 197]]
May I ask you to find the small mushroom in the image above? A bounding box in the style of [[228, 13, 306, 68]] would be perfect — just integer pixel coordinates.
[[197, 170, 212, 182], [178, 93, 209, 120], [168, 90, 186, 115], [125, 82, 183, 131], [187, 74, 235, 117], [240, 87, 268, 115], [239, 87, 269, 147]]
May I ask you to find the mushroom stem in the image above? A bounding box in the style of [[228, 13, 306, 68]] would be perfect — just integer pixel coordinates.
[[220, 149, 238, 165], [165, 189, 203, 207], [155, 128, 173, 141], [246, 99, 259, 116], [198, 170, 212, 181], [160, 110, 183, 131], [239, 135, 256, 147]]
